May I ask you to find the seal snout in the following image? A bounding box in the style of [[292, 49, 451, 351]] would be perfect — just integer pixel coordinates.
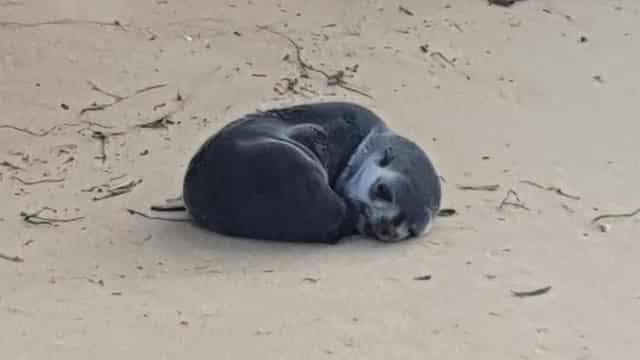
[[367, 217, 400, 242]]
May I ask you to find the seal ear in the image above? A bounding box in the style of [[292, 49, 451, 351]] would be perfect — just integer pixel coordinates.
[[379, 147, 393, 167]]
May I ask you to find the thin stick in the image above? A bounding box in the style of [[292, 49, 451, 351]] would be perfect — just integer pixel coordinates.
[[92, 189, 131, 201], [80, 81, 167, 115], [520, 180, 581, 200], [135, 92, 187, 129], [135, 84, 168, 94], [592, 208, 640, 223], [437, 208, 457, 217], [457, 184, 500, 192], [1, 160, 24, 170], [79, 103, 114, 114], [511, 286, 552, 298], [0, 18, 127, 30], [0, 124, 56, 137], [92, 131, 108, 162], [430, 51, 455, 68], [126, 208, 191, 222], [498, 189, 530, 211], [92, 179, 142, 201], [20, 208, 85, 226], [87, 80, 124, 101], [150, 204, 187, 212], [0, 253, 24, 263], [81, 120, 115, 129], [76, 128, 125, 163], [135, 115, 174, 129], [12, 176, 65, 186]]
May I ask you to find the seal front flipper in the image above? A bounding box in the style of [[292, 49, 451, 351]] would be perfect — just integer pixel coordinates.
[[284, 124, 330, 169]]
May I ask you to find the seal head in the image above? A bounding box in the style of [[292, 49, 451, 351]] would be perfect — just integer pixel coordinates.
[[335, 128, 441, 242]]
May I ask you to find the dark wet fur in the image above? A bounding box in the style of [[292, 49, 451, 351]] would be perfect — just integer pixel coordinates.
[[182, 102, 440, 243]]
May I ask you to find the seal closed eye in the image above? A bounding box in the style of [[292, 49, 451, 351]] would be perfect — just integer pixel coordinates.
[[181, 101, 441, 244]]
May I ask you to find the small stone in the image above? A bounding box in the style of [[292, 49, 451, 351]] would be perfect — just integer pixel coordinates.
[[598, 223, 611, 233]]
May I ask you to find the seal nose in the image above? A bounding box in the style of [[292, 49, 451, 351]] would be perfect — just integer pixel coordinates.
[[373, 217, 397, 242]]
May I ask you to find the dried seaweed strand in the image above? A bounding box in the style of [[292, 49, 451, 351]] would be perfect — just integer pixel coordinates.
[[0, 124, 56, 137], [520, 180, 580, 200], [12, 176, 65, 185], [259, 26, 373, 98], [592, 208, 640, 223]]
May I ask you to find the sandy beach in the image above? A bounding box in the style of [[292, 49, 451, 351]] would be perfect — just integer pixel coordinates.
[[1, 1, 639, 359]]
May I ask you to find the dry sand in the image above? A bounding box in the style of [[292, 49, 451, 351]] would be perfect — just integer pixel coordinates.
[[1, 1, 639, 359]]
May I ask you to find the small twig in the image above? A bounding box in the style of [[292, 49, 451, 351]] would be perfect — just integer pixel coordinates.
[[457, 184, 500, 192], [0, 124, 56, 137], [92, 189, 130, 201], [20, 207, 85, 226], [592, 208, 640, 223], [1, 160, 24, 170], [413, 274, 432, 281], [79, 103, 114, 114], [81, 81, 167, 115], [511, 286, 552, 298], [520, 180, 581, 200], [498, 189, 530, 211], [164, 195, 184, 203], [92, 178, 142, 201], [81, 175, 124, 193], [153, 102, 167, 111], [430, 51, 456, 68], [81, 185, 102, 192], [136, 92, 188, 129], [135, 115, 175, 129], [334, 81, 373, 99], [398, 5, 415, 16], [126, 208, 191, 222], [11, 176, 65, 186], [437, 208, 457, 217], [86, 278, 105, 287], [93, 131, 108, 162], [135, 83, 168, 94], [489, 0, 527, 7], [109, 174, 128, 182], [0, 253, 24, 263], [150, 204, 187, 212], [87, 80, 124, 101], [429, 51, 471, 80], [81, 120, 115, 129], [0, 18, 128, 29], [77, 128, 125, 162]]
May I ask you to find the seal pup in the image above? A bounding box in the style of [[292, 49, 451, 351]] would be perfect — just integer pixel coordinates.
[[180, 101, 441, 244]]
